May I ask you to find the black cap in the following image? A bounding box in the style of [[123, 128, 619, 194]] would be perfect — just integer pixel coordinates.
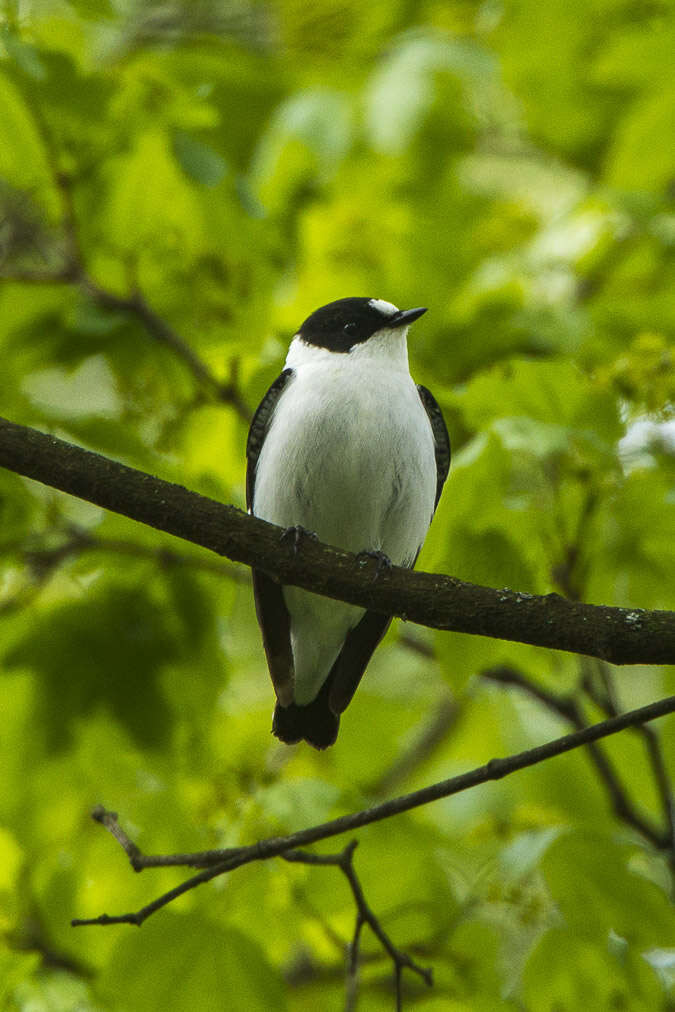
[[298, 298, 426, 353]]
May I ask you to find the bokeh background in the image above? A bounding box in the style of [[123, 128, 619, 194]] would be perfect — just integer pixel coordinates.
[[0, 0, 674, 1008]]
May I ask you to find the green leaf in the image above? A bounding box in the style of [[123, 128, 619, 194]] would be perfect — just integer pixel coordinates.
[[68, 0, 114, 16], [588, 466, 675, 608], [3, 582, 176, 750], [0, 69, 52, 195], [430, 433, 545, 591], [21, 354, 122, 419], [365, 34, 493, 153], [606, 87, 675, 194], [494, 0, 615, 163], [0, 950, 41, 1007], [97, 913, 287, 1012], [458, 360, 622, 448], [251, 90, 352, 211], [523, 926, 665, 1011], [449, 918, 521, 1008], [254, 777, 342, 831], [541, 831, 675, 949], [172, 129, 229, 187], [102, 129, 205, 257], [0, 26, 47, 80], [0, 469, 38, 548]]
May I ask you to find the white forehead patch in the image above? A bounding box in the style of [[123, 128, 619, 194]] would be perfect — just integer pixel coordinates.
[[368, 298, 398, 317]]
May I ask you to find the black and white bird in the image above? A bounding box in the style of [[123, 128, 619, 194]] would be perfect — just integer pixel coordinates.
[[246, 297, 450, 749]]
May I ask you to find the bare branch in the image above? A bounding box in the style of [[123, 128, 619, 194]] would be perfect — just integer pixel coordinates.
[[284, 843, 433, 1004], [71, 693, 675, 924], [0, 265, 78, 283], [1, 417, 674, 664], [644, 728, 675, 855], [581, 661, 675, 860], [90, 805, 143, 867], [484, 666, 670, 850], [70, 859, 234, 927], [403, 639, 675, 856]]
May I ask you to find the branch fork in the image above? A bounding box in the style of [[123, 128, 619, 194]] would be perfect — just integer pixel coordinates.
[[72, 696, 675, 1002]]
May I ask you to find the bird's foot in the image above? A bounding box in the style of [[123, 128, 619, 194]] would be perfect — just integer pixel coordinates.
[[357, 548, 392, 581], [280, 524, 318, 555]]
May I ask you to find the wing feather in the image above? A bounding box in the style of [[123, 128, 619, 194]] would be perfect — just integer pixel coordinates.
[[246, 370, 295, 705], [416, 384, 451, 511]]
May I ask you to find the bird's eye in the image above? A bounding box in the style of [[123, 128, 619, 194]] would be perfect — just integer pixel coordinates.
[[343, 322, 358, 335]]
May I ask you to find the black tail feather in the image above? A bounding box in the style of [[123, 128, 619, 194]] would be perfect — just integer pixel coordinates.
[[272, 610, 392, 749], [272, 676, 339, 750]]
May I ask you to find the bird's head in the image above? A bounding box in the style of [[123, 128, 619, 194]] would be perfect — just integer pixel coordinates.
[[296, 297, 427, 356]]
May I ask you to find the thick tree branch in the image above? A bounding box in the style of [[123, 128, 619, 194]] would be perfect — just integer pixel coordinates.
[[1, 416, 674, 664]]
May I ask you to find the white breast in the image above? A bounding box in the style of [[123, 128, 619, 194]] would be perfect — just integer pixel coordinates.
[[253, 336, 436, 562]]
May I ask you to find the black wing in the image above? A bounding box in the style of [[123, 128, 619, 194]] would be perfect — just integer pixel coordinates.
[[247, 370, 295, 707], [246, 368, 294, 510], [417, 384, 451, 511]]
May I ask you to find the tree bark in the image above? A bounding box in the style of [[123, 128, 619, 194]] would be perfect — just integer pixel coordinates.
[[1, 415, 674, 665]]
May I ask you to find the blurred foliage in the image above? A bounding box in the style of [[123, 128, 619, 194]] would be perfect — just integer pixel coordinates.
[[0, 0, 674, 1008]]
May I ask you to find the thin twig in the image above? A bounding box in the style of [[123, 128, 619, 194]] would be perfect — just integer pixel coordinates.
[[346, 916, 364, 1012], [581, 661, 675, 861], [0, 524, 247, 619], [547, 487, 675, 862], [284, 843, 433, 1004], [1, 107, 251, 422], [72, 694, 675, 923], [0, 265, 78, 283], [90, 805, 142, 865], [78, 278, 251, 421], [0, 260, 252, 417], [643, 727, 675, 855], [550, 485, 598, 602], [484, 665, 670, 850]]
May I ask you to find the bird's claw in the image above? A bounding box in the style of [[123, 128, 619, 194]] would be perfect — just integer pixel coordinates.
[[357, 549, 392, 581], [280, 524, 318, 555]]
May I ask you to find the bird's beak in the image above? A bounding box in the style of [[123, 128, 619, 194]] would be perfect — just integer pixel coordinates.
[[389, 307, 427, 328]]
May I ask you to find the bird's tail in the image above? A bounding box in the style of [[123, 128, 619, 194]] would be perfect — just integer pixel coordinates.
[[272, 677, 339, 749]]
